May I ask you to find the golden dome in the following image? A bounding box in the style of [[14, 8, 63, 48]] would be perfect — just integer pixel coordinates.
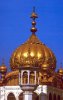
[[10, 8, 56, 71], [58, 68, 63, 76], [0, 64, 7, 74], [10, 33, 56, 71]]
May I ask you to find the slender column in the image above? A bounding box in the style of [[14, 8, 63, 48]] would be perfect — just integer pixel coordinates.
[[21, 71, 23, 84], [38, 72, 39, 84], [23, 91, 33, 100], [38, 77, 39, 84], [35, 71, 36, 84], [28, 71, 30, 84], [19, 71, 21, 85]]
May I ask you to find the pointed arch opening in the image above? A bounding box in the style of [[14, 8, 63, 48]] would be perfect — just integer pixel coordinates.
[[23, 71, 28, 84], [57, 95, 60, 100], [7, 93, 16, 100], [30, 71, 35, 84], [49, 93, 52, 100], [53, 93, 56, 100]]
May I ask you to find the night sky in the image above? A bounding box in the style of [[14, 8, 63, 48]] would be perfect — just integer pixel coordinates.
[[0, 0, 63, 71]]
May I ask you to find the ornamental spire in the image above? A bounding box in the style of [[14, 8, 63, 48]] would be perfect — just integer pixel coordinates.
[[30, 7, 38, 34]]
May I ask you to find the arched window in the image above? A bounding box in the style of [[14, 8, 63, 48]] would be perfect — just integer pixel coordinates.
[[53, 94, 56, 100], [57, 95, 60, 100], [23, 71, 28, 84], [49, 93, 52, 100], [19, 93, 23, 100], [30, 71, 34, 84], [7, 93, 16, 100]]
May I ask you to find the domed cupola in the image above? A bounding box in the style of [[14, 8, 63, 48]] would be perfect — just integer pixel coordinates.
[[0, 60, 7, 81], [57, 63, 63, 76], [10, 8, 56, 72], [0, 60, 7, 74]]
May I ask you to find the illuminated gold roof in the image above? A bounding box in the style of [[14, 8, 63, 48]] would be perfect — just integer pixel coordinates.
[[58, 68, 63, 76], [10, 8, 56, 71], [10, 33, 56, 71], [5, 70, 19, 79]]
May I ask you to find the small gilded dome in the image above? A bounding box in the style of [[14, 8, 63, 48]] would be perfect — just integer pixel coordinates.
[[0, 64, 7, 74], [10, 33, 56, 71], [57, 68, 63, 76]]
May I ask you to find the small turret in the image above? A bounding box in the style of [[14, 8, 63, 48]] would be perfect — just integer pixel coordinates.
[[0, 60, 7, 81]]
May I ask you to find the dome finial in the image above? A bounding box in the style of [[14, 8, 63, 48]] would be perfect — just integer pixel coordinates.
[[30, 7, 38, 34]]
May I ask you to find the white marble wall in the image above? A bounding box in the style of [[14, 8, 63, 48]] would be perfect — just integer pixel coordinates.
[[0, 85, 63, 100], [0, 85, 47, 100], [0, 86, 23, 100]]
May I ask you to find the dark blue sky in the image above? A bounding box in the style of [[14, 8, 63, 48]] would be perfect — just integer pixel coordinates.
[[0, 0, 63, 71]]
